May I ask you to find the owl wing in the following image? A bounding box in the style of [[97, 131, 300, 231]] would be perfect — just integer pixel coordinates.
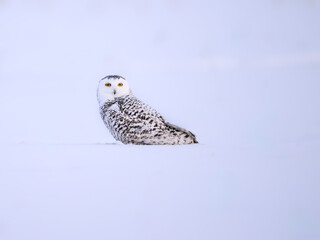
[[116, 95, 166, 126], [165, 122, 198, 143], [117, 95, 197, 142], [101, 99, 141, 125]]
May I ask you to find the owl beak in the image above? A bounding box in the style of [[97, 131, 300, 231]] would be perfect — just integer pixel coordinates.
[[113, 90, 116, 95]]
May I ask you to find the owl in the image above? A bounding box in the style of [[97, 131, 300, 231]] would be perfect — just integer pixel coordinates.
[[97, 75, 198, 145]]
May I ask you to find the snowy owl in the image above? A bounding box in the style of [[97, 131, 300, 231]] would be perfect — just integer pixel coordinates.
[[97, 75, 198, 145]]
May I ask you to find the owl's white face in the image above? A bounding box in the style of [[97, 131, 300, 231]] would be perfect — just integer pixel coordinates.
[[97, 75, 131, 105]]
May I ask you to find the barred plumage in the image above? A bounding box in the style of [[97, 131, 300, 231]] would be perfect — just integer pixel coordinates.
[[97, 75, 198, 145]]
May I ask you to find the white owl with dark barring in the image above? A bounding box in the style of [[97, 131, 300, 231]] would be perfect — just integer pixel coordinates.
[[97, 75, 198, 145]]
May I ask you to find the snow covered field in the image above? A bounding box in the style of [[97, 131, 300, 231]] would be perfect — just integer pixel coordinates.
[[1, 0, 320, 240]]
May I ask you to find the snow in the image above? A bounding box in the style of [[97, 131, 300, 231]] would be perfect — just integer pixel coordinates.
[[1, 0, 320, 240]]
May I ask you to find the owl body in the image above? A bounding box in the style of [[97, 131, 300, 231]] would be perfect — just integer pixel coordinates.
[[98, 75, 198, 145]]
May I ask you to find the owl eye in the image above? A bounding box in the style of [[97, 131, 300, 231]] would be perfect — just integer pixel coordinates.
[[105, 83, 111, 87], [118, 83, 123, 87]]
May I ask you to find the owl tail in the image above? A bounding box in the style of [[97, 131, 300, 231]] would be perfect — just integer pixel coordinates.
[[166, 122, 198, 144]]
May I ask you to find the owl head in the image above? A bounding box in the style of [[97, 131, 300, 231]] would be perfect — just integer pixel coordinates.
[[97, 75, 131, 105]]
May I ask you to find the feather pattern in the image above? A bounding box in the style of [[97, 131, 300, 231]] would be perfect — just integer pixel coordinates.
[[100, 95, 198, 145]]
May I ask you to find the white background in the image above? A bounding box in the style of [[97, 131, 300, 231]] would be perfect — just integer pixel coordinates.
[[0, 0, 320, 239]]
